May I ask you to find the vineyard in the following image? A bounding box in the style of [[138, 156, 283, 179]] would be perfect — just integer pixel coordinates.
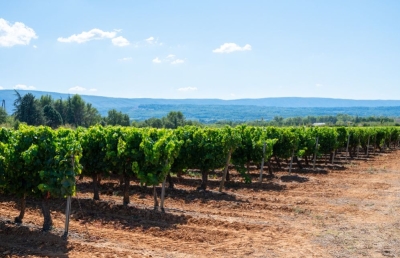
[[1, 125, 400, 257]]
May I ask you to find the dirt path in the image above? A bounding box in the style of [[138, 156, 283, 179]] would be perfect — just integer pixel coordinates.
[[1, 150, 399, 257]]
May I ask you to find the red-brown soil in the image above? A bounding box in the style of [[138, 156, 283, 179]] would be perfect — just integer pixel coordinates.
[[1, 150, 400, 257]]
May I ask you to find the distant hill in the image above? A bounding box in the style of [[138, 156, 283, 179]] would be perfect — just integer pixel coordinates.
[[1, 90, 400, 121]]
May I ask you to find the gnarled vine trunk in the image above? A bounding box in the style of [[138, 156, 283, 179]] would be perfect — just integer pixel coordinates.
[[93, 174, 100, 200], [41, 195, 53, 231], [267, 159, 273, 176], [14, 195, 26, 223], [153, 186, 159, 210], [167, 173, 174, 189], [294, 156, 303, 170], [200, 170, 208, 190], [274, 156, 281, 169], [123, 174, 130, 206]]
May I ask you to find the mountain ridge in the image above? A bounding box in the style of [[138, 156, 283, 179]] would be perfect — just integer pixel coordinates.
[[1, 90, 400, 121]]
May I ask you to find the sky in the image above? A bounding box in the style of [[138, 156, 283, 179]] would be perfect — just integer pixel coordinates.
[[0, 0, 399, 100]]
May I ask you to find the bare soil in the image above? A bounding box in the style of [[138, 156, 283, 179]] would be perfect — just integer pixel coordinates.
[[1, 150, 400, 258]]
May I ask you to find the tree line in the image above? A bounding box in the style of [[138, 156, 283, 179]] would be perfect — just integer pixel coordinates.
[[0, 91, 197, 129], [1, 91, 130, 128], [0, 91, 398, 128], [214, 114, 397, 127]]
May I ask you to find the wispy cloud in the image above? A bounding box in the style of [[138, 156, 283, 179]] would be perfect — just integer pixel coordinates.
[[171, 59, 184, 65], [145, 36, 163, 46], [58, 28, 132, 47], [316, 83, 323, 88], [0, 18, 38, 47], [58, 29, 116, 43], [145, 36, 155, 43], [118, 57, 132, 61], [112, 36, 129, 47], [178, 87, 197, 92], [33, 45, 37, 48], [69, 86, 98, 93], [213, 43, 252, 53], [152, 57, 162, 63], [0, 86, 4, 89], [69, 86, 86, 91], [153, 54, 186, 65], [14, 84, 36, 90]]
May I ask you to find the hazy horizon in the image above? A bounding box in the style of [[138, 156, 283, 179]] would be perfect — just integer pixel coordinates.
[[2, 89, 400, 102]]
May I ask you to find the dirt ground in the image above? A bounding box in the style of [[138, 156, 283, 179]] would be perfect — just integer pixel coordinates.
[[1, 149, 400, 258]]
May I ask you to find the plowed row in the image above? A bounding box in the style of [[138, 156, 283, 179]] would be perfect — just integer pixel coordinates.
[[1, 150, 400, 257]]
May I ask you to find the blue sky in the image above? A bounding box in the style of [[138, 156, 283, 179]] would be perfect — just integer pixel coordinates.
[[0, 0, 399, 100]]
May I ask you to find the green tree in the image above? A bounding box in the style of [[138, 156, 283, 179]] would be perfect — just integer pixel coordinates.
[[65, 96, 75, 125], [143, 117, 164, 128], [39, 95, 53, 108], [106, 109, 130, 126], [84, 103, 102, 127], [0, 107, 7, 124], [43, 105, 63, 128], [70, 95, 85, 126], [53, 98, 67, 124], [13, 91, 44, 126], [164, 111, 185, 129]]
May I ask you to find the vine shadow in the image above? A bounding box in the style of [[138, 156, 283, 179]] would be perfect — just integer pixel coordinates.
[[0, 219, 70, 257], [68, 198, 188, 231]]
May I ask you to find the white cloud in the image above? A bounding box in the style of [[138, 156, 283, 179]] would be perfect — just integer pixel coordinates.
[[151, 55, 185, 65], [316, 83, 323, 88], [213, 43, 252, 53], [68, 86, 98, 93], [0, 86, 3, 89], [152, 57, 162, 63], [118, 57, 132, 61], [171, 59, 184, 65], [178, 87, 197, 92], [114, 29, 122, 32], [57, 29, 116, 43], [231, 93, 236, 97], [69, 86, 86, 92], [0, 18, 38, 47], [14, 84, 36, 90], [112, 36, 129, 47], [146, 36, 154, 43], [33, 45, 37, 48], [144, 36, 163, 46]]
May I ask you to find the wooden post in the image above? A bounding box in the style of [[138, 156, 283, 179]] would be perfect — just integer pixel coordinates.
[[374, 135, 376, 155], [63, 196, 71, 238], [219, 149, 233, 192], [313, 137, 319, 170], [366, 135, 370, 157], [357, 138, 360, 158], [345, 134, 350, 161], [289, 149, 294, 175], [258, 142, 266, 183], [160, 160, 169, 212], [332, 150, 335, 164], [63, 155, 74, 239], [160, 176, 167, 212]]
